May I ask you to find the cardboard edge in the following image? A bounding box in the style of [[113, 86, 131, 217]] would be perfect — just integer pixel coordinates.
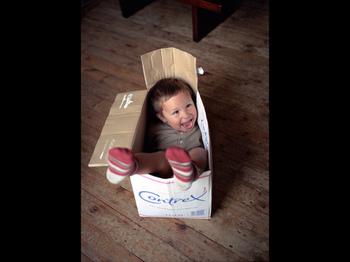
[[138, 214, 211, 219], [132, 171, 211, 185], [88, 163, 107, 167]]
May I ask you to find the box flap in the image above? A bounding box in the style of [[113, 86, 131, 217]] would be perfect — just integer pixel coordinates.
[[88, 133, 135, 167], [141, 47, 198, 92], [88, 90, 148, 167], [109, 90, 147, 115]]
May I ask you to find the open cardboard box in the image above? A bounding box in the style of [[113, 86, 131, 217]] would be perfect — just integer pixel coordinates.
[[89, 47, 213, 219]]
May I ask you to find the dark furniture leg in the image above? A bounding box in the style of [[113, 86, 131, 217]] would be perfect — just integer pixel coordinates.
[[118, 0, 154, 18], [192, 5, 222, 42], [191, 0, 242, 42]]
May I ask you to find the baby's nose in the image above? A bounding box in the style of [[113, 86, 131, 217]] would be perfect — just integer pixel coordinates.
[[181, 110, 190, 118]]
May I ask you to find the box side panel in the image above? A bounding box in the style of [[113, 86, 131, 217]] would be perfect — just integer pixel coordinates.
[[130, 173, 212, 219], [128, 90, 213, 219], [196, 91, 213, 218]]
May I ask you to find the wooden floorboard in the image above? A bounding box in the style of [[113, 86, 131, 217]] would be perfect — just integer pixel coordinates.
[[81, 253, 94, 262], [81, 0, 269, 261]]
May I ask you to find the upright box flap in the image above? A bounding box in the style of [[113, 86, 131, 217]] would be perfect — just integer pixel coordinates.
[[88, 90, 148, 167], [141, 47, 198, 92]]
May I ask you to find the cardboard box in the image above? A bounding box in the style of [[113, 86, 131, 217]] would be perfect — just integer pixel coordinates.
[[89, 47, 213, 219]]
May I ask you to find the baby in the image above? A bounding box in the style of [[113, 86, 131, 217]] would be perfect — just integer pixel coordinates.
[[106, 78, 208, 190]]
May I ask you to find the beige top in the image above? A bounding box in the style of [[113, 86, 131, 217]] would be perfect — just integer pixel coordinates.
[[147, 122, 203, 152]]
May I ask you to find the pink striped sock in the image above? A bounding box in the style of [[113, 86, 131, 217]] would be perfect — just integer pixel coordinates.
[[106, 147, 138, 184], [165, 147, 195, 191]]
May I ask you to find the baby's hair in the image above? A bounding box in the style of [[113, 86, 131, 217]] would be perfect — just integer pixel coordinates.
[[148, 78, 196, 113]]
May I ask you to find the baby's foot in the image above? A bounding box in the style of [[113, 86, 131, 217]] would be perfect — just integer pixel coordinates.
[[165, 147, 195, 191], [106, 147, 138, 184]]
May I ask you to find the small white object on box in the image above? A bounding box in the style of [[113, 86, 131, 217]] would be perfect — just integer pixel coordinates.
[[197, 66, 205, 75]]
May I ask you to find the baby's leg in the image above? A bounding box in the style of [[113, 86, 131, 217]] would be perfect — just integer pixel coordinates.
[[165, 146, 208, 191], [164, 147, 196, 190], [188, 147, 208, 173], [106, 147, 172, 184], [106, 147, 138, 184]]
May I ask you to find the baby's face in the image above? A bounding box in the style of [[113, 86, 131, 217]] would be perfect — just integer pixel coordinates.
[[158, 91, 197, 133]]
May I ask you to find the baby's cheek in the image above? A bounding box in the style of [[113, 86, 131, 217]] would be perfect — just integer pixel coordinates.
[[193, 109, 198, 117]]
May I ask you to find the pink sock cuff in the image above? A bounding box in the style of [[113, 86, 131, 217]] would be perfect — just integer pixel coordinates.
[[108, 147, 134, 165], [107, 147, 138, 177], [108, 166, 130, 177], [173, 172, 194, 182], [165, 146, 191, 163]]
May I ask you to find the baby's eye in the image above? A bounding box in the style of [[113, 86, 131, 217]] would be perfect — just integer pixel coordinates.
[[186, 104, 192, 108], [172, 110, 179, 115]]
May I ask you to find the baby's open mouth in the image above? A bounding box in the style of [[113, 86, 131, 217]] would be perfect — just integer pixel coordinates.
[[181, 119, 193, 130]]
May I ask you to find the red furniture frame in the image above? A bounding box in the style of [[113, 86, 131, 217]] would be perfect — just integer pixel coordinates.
[[118, 0, 239, 42]]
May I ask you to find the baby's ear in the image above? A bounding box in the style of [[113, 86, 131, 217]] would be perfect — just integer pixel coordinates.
[[156, 112, 167, 123]]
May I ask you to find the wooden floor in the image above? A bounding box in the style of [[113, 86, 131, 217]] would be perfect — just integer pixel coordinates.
[[81, 0, 269, 261]]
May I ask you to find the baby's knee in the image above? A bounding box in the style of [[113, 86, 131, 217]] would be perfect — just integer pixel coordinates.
[[189, 147, 207, 157]]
